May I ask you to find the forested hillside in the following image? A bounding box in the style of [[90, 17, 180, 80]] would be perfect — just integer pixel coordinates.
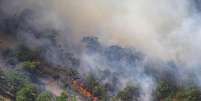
[[1, 0, 201, 101]]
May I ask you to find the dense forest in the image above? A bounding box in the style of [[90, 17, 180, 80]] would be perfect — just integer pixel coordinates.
[[0, 34, 201, 101], [1, 0, 201, 101]]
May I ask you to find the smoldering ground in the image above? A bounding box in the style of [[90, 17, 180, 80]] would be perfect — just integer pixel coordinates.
[[1, 0, 201, 101]]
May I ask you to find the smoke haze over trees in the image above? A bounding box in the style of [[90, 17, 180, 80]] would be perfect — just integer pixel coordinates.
[[1, 0, 201, 101]]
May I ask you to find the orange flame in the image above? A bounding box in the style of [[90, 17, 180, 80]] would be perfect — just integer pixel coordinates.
[[71, 80, 98, 101]]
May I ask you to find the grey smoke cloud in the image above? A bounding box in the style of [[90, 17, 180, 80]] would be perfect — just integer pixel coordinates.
[[0, 0, 194, 61], [1, 0, 201, 101], [8, 0, 193, 61]]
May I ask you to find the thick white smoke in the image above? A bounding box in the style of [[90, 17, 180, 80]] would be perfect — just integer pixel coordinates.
[[1, 0, 194, 61], [1, 0, 201, 101]]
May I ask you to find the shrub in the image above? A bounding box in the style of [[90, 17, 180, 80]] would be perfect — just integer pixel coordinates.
[[5, 70, 30, 93], [175, 86, 201, 101], [17, 61, 39, 72], [16, 50, 33, 62], [16, 85, 37, 101], [85, 75, 107, 100], [117, 86, 139, 101], [36, 92, 52, 101], [71, 96, 77, 101], [15, 45, 40, 62], [155, 81, 175, 100], [56, 92, 68, 101]]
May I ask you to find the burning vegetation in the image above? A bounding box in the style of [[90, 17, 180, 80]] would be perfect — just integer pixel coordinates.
[[1, 33, 201, 101], [71, 80, 98, 101], [1, 0, 201, 101]]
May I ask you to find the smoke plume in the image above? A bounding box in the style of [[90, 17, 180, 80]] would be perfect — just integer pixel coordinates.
[[1, 0, 201, 101]]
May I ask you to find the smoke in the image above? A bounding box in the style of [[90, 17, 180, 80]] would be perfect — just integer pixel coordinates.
[[0, 0, 194, 60], [1, 0, 201, 101]]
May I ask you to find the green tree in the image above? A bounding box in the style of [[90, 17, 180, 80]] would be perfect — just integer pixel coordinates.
[[93, 84, 107, 100], [17, 61, 39, 72], [0, 69, 31, 99], [5, 70, 30, 93], [15, 45, 40, 61], [36, 92, 52, 101], [16, 85, 36, 101], [156, 81, 175, 100], [16, 48, 34, 61], [71, 96, 77, 101], [175, 86, 201, 101], [85, 74, 107, 100], [117, 86, 139, 101], [56, 92, 68, 101]]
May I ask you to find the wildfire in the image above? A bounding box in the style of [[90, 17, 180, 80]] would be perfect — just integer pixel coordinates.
[[71, 80, 98, 101]]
